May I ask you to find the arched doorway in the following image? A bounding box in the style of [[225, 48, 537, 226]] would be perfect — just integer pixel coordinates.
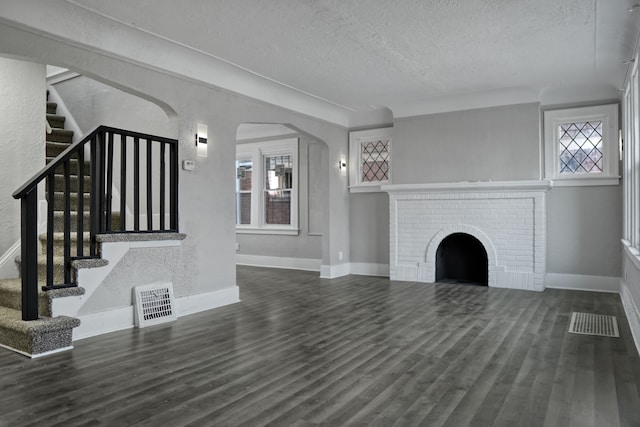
[[435, 233, 488, 285]]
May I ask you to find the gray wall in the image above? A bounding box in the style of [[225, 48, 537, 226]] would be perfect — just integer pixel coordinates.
[[349, 102, 622, 279], [393, 103, 541, 184], [547, 186, 622, 277], [235, 133, 325, 260], [0, 58, 45, 279], [53, 76, 177, 138], [349, 192, 389, 264]]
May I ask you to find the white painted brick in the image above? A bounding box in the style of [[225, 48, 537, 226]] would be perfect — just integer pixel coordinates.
[[389, 185, 548, 292]]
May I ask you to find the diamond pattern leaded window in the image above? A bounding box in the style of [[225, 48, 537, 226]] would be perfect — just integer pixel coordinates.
[[558, 121, 603, 174], [361, 139, 390, 183]]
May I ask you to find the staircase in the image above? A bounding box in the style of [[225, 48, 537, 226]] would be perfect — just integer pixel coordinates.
[[0, 100, 83, 357], [2, 92, 180, 358]]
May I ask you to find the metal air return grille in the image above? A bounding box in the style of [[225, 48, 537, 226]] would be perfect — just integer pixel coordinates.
[[568, 312, 619, 338], [134, 283, 177, 328]]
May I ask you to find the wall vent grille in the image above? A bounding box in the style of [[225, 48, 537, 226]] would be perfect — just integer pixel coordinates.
[[134, 283, 177, 328], [568, 312, 619, 338]]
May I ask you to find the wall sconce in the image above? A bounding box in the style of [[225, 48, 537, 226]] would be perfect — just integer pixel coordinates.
[[196, 123, 208, 157], [338, 155, 347, 176]]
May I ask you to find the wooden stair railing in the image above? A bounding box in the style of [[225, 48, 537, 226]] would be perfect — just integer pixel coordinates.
[[13, 126, 179, 321]]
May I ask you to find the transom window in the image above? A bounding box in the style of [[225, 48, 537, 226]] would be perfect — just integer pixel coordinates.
[[349, 127, 392, 191], [236, 138, 298, 235], [544, 105, 619, 186], [558, 121, 603, 174]]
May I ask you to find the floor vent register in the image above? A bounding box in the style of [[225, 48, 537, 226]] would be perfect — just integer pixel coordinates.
[[568, 312, 619, 338], [134, 283, 177, 328]]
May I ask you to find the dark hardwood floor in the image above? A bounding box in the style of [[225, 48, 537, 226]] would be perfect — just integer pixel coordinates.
[[1, 266, 640, 426]]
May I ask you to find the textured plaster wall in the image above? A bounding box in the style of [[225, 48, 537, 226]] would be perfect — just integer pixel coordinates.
[[53, 76, 177, 138], [78, 246, 187, 314], [235, 134, 324, 260], [0, 58, 45, 273], [0, 22, 349, 301]]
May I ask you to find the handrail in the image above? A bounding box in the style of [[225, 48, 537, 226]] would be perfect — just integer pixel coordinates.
[[13, 126, 178, 199], [13, 125, 179, 320]]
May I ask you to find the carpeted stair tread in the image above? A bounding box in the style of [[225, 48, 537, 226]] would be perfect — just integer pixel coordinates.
[[50, 192, 92, 210], [0, 306, 79, 333], [46, 141, 74, 157], [46, 102, 57, 115], [46, 158, 90, 175], [48, 175, 91, 193], [0, 305, 80, 356], [52, 211, 121, 231], [47, 114, 65, 129], [39, 232, 92, 257], [46, 128, 73, 143], [0, 278, 51, 315]]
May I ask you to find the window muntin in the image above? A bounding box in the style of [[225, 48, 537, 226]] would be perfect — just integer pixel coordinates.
[[235, 138, 298, 234], [349, 128, 392, 191], [558, 121, 603, 174], [235, 159, 252, 225], [264, 155, 292, 225], [361, 138, 390, 183], [544, 105, 619, 186]]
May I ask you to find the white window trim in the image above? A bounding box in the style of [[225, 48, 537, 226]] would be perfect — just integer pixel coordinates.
[[348, 127, 392, 192], [543, 104, 620, 186], [236, 137, 299, 235]]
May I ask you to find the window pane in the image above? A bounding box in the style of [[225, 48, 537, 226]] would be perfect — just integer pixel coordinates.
[[558, 121, 603, 174], [236, 160, 252, 225], [361, 139, 390, 182], [236, 160, 253, 191], [265, 155, 293, 190], [236, 193, 251, 225], [264, 190, 291, 225]]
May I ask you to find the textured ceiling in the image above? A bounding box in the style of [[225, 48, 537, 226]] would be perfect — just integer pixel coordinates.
[[68, 0, 639, 117]]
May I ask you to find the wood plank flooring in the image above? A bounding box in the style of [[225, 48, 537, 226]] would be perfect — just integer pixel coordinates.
[[1, 266, 639, 426]]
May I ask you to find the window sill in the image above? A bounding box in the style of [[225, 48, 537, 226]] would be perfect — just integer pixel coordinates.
[[549, 176, 620, 187], [349, 185, 384, 193], [623, 239, 640, 271], [236, 227, 300, 236]]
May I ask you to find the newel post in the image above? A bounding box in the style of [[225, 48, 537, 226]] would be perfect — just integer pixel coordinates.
[[20, 190, 39, 320]]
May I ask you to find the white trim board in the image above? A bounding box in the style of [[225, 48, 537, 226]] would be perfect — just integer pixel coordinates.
[[620, 281, 640, 358], [236, 254, 321, 272], [0, 240, 20, 280], [74, 286, 240, 341], [350, 263, 390, 277], [544, 273, 621, 293], [320, 263, 350, 279]]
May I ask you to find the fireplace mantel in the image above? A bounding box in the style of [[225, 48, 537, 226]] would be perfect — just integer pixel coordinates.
[[382, 180, 553, 194]]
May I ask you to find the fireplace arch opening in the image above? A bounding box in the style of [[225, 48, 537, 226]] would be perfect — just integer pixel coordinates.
[[435, 233, 488, 285]]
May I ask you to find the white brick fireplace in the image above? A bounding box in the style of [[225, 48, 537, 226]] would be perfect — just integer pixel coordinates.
[[383, 181, 553, 291]]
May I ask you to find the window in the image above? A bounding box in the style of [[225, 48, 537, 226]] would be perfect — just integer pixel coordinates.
[[236, 138, 298, 234], [544, 105, 619, 186], [349, 127, 392, 192]]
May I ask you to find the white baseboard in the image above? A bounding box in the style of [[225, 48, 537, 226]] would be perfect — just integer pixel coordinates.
[[0, 240, 20, 280], [74, 306, 135, 341], [320, 263, 350, 279], [74, 286, 240, 341], [350, 262, 390, 277], [176, 286, 240, 316], [620, 281, 640, 357], [544, 273, 621, 293], [236, 254, 321, 271]]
